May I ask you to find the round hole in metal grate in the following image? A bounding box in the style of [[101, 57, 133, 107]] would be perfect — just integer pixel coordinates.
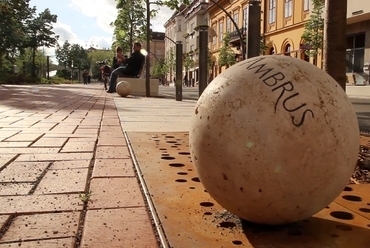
[[189, 186, 195, 189], [367, 203, 370, 206], [177, 172, 188, 175], [161, 153, 170, 156], [166, 141, 177, 143], [367, 224, 370, 228], [175, 179, 187, 183], [169, 163, 185, 167], [342, 195, 362, 202], [232, 240, 243, 245], [161, 156, 176, 160], [330, 211, 354, 220], [336, 224, 353, 231], [179, 152, 191, 155], [171, 146, 178, 148], [200, 202, 214, 207], [219, 221, 236, 228], [359, 208, 370, 213], [203, 212, 212, 216], [325, 206, 330, 209], [188, 169, 193, 171], [343, 186, 353, 191], [192, 177, 201, 182], [159, 148, 167, 150], [153, 139, 160, 142], [165, 135, 175, 138]]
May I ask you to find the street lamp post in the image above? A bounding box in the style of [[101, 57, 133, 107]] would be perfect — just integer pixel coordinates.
[[247, 0, 261, 58], [145, 0, 151, 97], [198, 25, 209, 96], [175, 41, 183, 101]]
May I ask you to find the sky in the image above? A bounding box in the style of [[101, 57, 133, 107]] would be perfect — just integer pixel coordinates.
[[28, 0, 173, 56]]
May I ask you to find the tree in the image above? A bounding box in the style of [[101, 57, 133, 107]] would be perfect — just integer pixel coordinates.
[[0, 0, 35, 71], [25, 8, 59, 76], [165, 47, 175, 82], [323, 0, 347, 90], [218, 33, 236, 68], [301, 0, 324, 66], [55, 41, 71, 79], [113, 0, 147, 52], [183, 53, 195, 77], [151, 58, 167, 83]]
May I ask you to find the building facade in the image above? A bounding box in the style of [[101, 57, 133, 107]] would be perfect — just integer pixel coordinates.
[[163, 0, 370, 85], [346, 0, 370, 84], [164, 6, 187, 83], [183, 0, 209, 85]]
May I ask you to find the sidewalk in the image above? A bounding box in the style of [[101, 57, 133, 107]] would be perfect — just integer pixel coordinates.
[[346, 85, 370, 99], [0, 83, 369, 247], [0, 83, 177, 247]]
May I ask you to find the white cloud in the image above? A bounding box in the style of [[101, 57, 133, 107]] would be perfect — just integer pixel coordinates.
[[152, 6, 173, 32], [69, 0, 117, 34]]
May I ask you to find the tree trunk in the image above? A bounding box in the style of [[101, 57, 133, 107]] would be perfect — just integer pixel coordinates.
[[32, 48, 36, 77], [323, 0, 347, 91]]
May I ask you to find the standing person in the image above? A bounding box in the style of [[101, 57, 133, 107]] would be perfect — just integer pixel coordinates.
[[82, 70, 88, 85], [106, 43, 145, 93]]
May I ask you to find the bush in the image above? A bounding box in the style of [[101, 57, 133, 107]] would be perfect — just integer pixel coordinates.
[[0, 74, 40, 84]]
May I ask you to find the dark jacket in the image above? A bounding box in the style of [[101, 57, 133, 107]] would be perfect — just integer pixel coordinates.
[[124, 50, 145, 77]]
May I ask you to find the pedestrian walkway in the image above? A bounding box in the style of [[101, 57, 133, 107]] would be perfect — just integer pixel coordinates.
[[0, 84, 160, 247]]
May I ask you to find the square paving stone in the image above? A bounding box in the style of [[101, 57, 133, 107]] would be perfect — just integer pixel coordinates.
[[95, 146, 130, 159], [88, 178, 145, 209], [0, 238, 75, 247], [4, 133, 43, 142], [0, 194, 83, 214], [0, 183, 34, 196], [32, 137, 67, 148], [80, 208, 157, 248], [61, 140, 96, 153], [0, 161, 50, 182], [0, 212, 80, 242], [50, 159, 92, 170], [34, 168, 88, 194], [92, 159, 135, 178]]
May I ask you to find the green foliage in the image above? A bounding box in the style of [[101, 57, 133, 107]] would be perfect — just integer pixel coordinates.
[[165, 47, 176, 78], [301, 0, 324, 58], [151, 58, 167, 78], [183, 53, 195, 73], [218, 33, 236, 68], [113, 0, 147, 52]]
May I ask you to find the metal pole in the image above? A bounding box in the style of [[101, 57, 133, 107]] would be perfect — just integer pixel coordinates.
[[46, 56, 50, 81], [198, 25, 208, 96], [247, 0, 261, 58], [175, 42, 183, 101], [145, 1, 151, 97]]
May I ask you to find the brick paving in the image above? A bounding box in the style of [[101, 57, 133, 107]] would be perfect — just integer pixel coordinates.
[[0, 84, 158, 247]]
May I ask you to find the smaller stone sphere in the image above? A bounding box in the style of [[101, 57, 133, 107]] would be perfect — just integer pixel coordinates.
[[116, 81, 132, 97]]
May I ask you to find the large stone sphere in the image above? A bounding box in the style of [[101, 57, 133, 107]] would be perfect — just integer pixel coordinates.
[[116, 81, 132, 97], [189, 55, 359, 225]]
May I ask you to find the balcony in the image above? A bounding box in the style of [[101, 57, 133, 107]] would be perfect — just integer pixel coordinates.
[[347, 0, 370, 24], [229, 27, 247, 46]]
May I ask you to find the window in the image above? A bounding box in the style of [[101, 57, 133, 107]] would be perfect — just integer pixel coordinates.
[[284, 44, 291, 56], [233, 11, 239, 29], [212, 25, 217, 46], [190, 45, 194, 52], [284, 0, 293, 18], [178, 23, 181, 32], [191, 23, 194, 31], [346, 33, 365, 73], [303, 0, 310, 11], [226, 18, 231, 33], [204, 18, 208, 25], [219, 21, 224, 42], [269, 0, 276, 24], [243, 7, 248, 28]]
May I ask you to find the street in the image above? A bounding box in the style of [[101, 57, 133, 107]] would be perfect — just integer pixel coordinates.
[[159, 86, 370, 132]]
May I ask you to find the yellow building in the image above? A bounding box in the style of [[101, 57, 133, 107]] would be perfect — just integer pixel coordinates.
[[262, 0, 319, 66], [208, 0, 250, 79]]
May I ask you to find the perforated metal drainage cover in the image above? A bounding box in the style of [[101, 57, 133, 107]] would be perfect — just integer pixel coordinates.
[[127, 132, 370, 248]]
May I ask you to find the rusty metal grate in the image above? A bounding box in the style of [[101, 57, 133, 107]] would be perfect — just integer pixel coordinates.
[[127, 132, 370, 248]]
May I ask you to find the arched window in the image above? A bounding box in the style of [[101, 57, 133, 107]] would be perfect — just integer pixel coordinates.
[[269, 47, 275, 55], [285, 44, 291, 56]]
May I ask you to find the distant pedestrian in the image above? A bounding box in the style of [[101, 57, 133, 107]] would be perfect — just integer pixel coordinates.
[[82, 70, 88, 85]]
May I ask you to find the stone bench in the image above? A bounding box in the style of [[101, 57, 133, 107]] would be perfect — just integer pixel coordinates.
[[116, 77, 159, 96]]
